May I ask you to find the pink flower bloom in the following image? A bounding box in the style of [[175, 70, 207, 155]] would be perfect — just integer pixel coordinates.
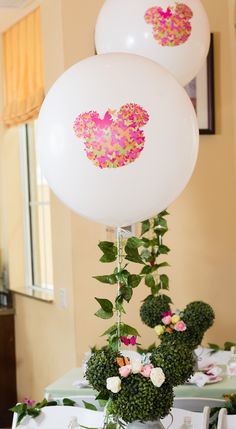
[[119, 365, 132, 378], [174, 320, 187, 332], [162, 311, 173, 317], [162, 315, 172, 325], [141, 364, 154, 378], [23, 398, 36, 407]]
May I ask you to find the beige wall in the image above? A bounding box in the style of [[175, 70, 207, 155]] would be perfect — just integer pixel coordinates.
[[0, 0, 236, 401], [72, 0, 236, 362]]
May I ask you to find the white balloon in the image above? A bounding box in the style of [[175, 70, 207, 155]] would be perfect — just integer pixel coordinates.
[[37, 53, 199, 227], [95, 0, 210, 86]]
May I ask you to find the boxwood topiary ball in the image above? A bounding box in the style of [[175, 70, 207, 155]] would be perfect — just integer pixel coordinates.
[[151, 343, 195, 386], [109, 374, 174, 423], [85, 347, 119, 395], [140, 295, 171, 328], [183, 301, 215, 333]]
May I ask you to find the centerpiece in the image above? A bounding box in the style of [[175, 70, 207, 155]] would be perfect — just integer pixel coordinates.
[[84, 214, 215, 429]]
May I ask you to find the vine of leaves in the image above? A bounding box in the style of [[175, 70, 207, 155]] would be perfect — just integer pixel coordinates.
[[93, 211, 171, 349]]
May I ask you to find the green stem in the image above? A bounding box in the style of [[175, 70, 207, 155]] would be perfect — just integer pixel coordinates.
[[116, 227, 122, 350]]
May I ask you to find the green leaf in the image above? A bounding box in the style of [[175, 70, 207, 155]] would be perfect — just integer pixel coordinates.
[[98, 241, 115, 252], [141, 249, 152, 262], [140, 265, 152, 275], [145, 274, 155, 288], [159, 210, 169, 217], [101, 324, 117, 336], [95, 309, 113, 319], [157, 262, 170, 269], [151, 284, 161, 295], [62, 398, 76, 406], [115, 299, 126, 314], [208, 343, 220, 351], [125, 246, 144, 264], [96, 392, 109, 401], [158, 245, 170, 255], [98, 241, 117, 263], [82, 401, 97, 411], [95, 298, 113, 313], [119, 286, 133, 303], [160, 274, 169, 290], [128, 274, 141, 288], [120, 323, 140, 336], [126, 237, 144, 248], [224, 342, 236, 351], [93, 274, 117, 284], [100, 253, 117, 263], [141, 219, 150, 236], [156, 218, 168, 229], [116, 269, 129, 287]]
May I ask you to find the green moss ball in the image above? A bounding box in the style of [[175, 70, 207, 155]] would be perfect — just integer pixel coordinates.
[[140, 295, 171, 328], [151, 344, 195, 386], [110, 374, 174, 423], [183, 301, 215, 333], [85, 347, 119, 395]]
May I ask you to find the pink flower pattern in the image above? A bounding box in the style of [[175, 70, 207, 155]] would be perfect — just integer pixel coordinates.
[[144, 3, 193, 47], [73, 103, 149, 169]]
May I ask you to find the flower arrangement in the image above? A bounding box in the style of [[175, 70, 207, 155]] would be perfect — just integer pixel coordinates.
[[11, 212, 215, 428], [156, 301, 215, 350], [154, 310, 186, 336], [86, 349, 174, 423]]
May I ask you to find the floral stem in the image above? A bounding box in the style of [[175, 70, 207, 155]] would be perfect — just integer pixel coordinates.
[[116, 227, 123, 350]]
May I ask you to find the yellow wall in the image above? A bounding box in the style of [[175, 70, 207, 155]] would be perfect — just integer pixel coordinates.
[[0, 0, 236, 401]]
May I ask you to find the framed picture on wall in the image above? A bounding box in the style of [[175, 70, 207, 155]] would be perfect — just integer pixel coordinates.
[[185, 33, 215, 135]]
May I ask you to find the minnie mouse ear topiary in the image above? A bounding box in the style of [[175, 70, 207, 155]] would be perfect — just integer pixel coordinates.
[[151, 343, 195, 386], [140, 294, 172, 328], [85, 347, 121, 397], [110, 374, 174, 423]]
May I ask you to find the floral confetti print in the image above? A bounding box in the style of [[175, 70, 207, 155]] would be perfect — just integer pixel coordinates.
[[144, 3, 193, 47], [73, 103, 149, 169]]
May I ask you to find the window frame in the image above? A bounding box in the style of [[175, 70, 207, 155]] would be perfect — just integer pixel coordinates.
[[18, 122, 54, 301]]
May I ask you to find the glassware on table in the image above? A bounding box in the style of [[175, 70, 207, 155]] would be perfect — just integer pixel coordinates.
[[227, 346, 236, 377], [179, 416, 194, 429]]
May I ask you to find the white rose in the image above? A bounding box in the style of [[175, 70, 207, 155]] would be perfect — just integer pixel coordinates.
[[130, 359, 143, 374], [106, 376, 121, 393], [150, 367, 165, 387]]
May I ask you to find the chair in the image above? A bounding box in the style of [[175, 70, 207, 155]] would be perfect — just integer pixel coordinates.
[[161, 407, 210, 429], [217, 408, 236, 429], [173, 397, 226, 412], [11, 405, 105, 429]]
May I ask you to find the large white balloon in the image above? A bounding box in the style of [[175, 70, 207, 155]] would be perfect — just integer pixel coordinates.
[[37, 53, 199, 227], [95, 0, 210, 86]]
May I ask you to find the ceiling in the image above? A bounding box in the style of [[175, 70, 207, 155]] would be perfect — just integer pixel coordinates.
[[0, 0, 40, 32]]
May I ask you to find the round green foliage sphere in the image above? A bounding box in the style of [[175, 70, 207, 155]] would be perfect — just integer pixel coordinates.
[[151, 343, 195, 386], [109, 374, 174, 423], [85, 347, 120, 395], [140, 295, 171, 328], [160, 301, 215, 349], [183, 301, 215, 333]]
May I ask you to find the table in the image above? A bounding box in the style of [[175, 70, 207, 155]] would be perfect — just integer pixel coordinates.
[[45, 367, 236, 401]]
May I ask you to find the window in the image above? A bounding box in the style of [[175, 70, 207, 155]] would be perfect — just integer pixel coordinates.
[[19, 121, 54, 301]]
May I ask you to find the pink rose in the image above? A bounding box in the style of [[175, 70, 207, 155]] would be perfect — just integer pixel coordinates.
[[119, 365, 132, 378], [174, 320, 187, 332], [162, 315, 172, 325], [141, 364, 154, 378]]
